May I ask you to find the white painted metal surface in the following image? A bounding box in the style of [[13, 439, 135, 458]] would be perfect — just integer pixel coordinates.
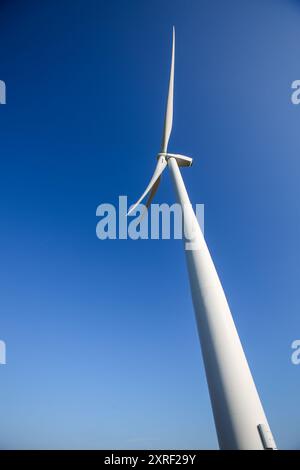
[[168, 156, 276, 449]]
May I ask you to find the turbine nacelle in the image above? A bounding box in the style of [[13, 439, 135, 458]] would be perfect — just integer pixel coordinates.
[[157, 152, 193, 167]]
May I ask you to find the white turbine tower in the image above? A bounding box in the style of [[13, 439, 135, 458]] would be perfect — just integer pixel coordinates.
[[127, 27, 277, 450]]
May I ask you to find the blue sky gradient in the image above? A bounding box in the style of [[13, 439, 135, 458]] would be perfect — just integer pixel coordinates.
[[0, 0, 300, 449]]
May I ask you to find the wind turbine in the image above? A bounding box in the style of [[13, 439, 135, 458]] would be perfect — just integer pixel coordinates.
[[127, 27, 277, 450]]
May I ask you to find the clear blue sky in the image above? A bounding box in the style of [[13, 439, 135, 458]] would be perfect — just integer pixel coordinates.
[[0, 0, 299, 449]]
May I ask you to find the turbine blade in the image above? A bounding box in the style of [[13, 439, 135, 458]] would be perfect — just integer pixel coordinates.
[[132, 176, 162, 226], [161, 26, 175, 153], [127, 156, 167, 216], [145, 176, 161, 210]]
